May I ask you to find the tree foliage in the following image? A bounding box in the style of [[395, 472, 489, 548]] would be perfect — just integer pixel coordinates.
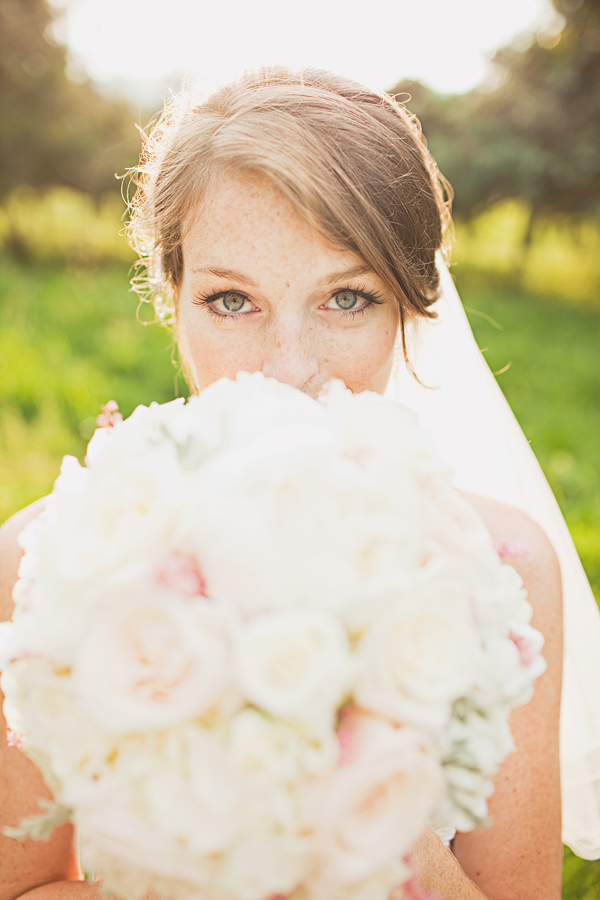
[[0, 0, 141, 201], [390, 0, 600, 226]]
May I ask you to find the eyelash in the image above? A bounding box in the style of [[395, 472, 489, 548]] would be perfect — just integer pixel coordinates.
[[191, 287, 386, 321]]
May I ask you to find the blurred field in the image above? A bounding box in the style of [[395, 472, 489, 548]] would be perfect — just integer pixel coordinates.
[[0, 187, 133, 266], [0, 189, 599, 893], [454, 202, 600, 307]]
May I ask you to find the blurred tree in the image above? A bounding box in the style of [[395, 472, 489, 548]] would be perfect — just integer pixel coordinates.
[[486, 0, 600, 229], [0, 0, 141, 201], [386, 81, 488, 221], [390, 0, 600, 232]]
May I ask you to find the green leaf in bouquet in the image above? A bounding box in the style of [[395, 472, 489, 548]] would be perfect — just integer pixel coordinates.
[[2, 798, 72, 842]]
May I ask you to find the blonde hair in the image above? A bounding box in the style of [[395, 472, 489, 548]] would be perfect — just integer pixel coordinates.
[[128, 66, 452, 362]]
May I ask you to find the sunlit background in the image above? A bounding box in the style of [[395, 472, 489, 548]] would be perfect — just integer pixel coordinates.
[[1, 4, 600, 888], [56, 0, 554, 98]]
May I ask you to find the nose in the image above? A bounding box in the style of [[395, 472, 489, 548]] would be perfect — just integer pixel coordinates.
[[260, 320, 320, 393]]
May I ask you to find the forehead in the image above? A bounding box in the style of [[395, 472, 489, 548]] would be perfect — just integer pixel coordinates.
[[181, 170, 365, 277]]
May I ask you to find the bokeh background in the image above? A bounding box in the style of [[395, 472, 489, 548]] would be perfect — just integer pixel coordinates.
[[1, 0, 599, 893]]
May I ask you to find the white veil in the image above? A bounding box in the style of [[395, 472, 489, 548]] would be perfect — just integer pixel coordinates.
[[388, 257, 600, 860]]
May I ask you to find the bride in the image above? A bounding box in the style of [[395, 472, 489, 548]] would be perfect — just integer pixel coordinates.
[[0, 65, 595, 900]]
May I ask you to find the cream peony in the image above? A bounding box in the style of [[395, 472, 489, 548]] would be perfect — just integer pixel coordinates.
[[85, 398, 186, 469], [313, 715, 443, 884], [44, 449, 183, 585], [219, 831, 313, 900], [77, 800, 223, 889], [356, 558, 481, 730], [227, 708, 319, 786], [140, 725, 242, 855], [73, 596, 234, 732]]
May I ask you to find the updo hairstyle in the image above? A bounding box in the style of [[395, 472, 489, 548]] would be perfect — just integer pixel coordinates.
[[128, 66, 452, 356]]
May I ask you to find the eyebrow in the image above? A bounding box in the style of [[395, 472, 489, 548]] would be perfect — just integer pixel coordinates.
[[189, 263, 375, 289], [313, 264, 375, 288], [189, 266, 259, 287]]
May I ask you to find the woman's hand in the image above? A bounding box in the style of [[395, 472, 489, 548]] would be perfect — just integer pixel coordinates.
[[410, 827, 486, 899]]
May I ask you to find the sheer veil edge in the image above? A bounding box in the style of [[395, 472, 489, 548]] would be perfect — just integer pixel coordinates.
[[387, 257, 600, 860]]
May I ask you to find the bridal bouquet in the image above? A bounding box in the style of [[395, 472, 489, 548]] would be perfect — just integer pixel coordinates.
[[1, 373, 545, 900]]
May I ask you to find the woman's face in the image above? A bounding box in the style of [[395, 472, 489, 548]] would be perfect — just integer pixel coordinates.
[[177, 171, 400, 398]]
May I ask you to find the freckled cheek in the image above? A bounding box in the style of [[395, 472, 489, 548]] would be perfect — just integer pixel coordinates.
[[178, 311, 398, 393], [179, 321, 263, 389], [327, 330, 397, 393]]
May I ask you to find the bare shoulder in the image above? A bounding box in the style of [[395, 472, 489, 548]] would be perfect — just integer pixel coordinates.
[[0, 497, 48, 622], [460, 490, 562, 623], [460, 489, 559, 560]]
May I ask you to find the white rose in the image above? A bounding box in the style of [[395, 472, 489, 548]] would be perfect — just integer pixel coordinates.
[[218, 831, 313, 900], [151, 551, 208, 598], [320, 381, 432, 471], [469, 554, 530, 640], [190, 449, 425, 623], [12, 509, 49, 605], [0, 659, 113, 801], [0, 620, 16, 670], [508, 621, 546, 677], [187, 451, 361, 618], [199, 372, 330, 451], [356, 560, 481, 730], [226, 709, 337, 834], [157, 394, 232, 471], [138, 724, 241, 856], [84, 398, 185, 469], [476, 629, 544, 706], [227, 708, 310, 786], [417, 481, 493, 562], [73, 596, 233, 732], [236, 608, 353, 725], [313, 715, 443, 884], [3, 577, 96, 665], [45, 447, 183, 584], [174, 374, 333, 483], [78, 798, 223, 889], [338, 463, 427, 613]]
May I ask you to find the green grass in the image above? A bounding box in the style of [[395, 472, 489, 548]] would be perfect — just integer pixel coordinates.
[[563, 845, 600, 900], [0, 255, 189, 520]]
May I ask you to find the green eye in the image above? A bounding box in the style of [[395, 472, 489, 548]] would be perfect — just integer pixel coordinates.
[[334, 291, 359, 310], [222, 293, 246, 312]]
